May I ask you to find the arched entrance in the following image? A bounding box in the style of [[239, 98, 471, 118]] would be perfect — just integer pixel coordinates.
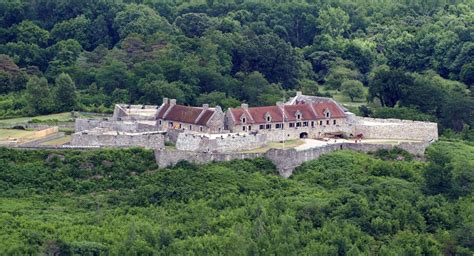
[[299, 132, 308, 139]]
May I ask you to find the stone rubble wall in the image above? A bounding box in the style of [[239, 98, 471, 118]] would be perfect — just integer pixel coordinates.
[[72, 132, 164, 149], [175, 132, 267, 152], [352, 117, 438, 141], [155, 150, 263, 169], [155, 140, 432, 177], [75, 119, 159, 133]]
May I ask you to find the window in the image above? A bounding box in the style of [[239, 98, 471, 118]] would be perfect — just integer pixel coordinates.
[[200, 126, 203, 132], [266, 124, 271, 129], [297, 114, 301, 119], [248, 126, 252, 131], [243, 126, 246, 131], [179, 123, 182, 129], [242, 117, 246, 124], [259, 124, 265, 129], [333, 120, 336, 125], [159, 120, 162, 125], [265, 112, 272, 123], [296, 122, 301, 127], [169, 121, 173, 127], [326, 112, 330, 118], [326, 120, 330, 125], [289, 123, 295, 128], [311, 121, 314, 127], [303, 121, 308, 127], [319, 121, 323, 125], [276, 123, 284, 129]]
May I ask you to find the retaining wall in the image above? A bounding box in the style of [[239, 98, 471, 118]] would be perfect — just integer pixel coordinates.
[[155, 141, 431, 177], [72, 132, 164, 149], [175, 132, 267, 152], [75, 119, 159, 133], [352, 117, 438, 141]]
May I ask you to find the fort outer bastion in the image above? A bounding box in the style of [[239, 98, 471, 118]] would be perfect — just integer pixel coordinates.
[[155, 140, 430, 178]]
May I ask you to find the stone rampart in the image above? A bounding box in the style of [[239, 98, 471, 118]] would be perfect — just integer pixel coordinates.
[[155, 140, 432, 177], [75, 119, 159, 133], [72, 132, 164, 149], [155, 150, 263, 168], [175, 132, 267, 152], [352, 117, 438, 141]]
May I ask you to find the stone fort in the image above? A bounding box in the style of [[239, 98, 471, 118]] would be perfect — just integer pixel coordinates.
[[71, 92, 438, 176]]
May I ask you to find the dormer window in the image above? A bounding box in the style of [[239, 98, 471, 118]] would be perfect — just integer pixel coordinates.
[[324, 109, 331, 118], [295, 110, 302, 120], [265, 112, 272, 123], [240, 114, 247, 124]]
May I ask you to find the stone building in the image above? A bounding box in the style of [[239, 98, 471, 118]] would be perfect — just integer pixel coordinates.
[[225, 97, 349, 141], [156, 98, 225, 133]]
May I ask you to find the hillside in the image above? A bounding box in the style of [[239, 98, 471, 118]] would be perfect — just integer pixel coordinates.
[[0, 142, 472, 254], [0, 0, 472, 136]]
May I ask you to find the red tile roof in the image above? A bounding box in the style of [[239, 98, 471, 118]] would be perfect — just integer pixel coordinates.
[[157, 104, 215, 125], [229, 101, 345, 124], [312, 101, 346, 118]]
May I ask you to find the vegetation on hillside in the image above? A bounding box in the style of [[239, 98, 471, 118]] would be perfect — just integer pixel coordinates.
[[0, 0, 472, 135], [0, 142, 472, 254]]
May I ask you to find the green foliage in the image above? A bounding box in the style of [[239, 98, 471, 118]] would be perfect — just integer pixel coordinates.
[[372, 107, 437, 122], [341, 79, 365, 102], [0, 141, 473, 254], [25, 76, 53, 115], [53, 73, 76, 112], [0, 0, 472, 131]]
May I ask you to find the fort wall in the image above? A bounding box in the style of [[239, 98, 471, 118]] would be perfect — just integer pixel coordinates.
[[155, 140, 431, 177], [72, 132, 164, 149], [175, 132, 267, 152], [75, 119, 159, 133], [352, 117, 438, 141]]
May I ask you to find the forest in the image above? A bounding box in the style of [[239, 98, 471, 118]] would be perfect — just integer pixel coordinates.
[[0, 0, 472, 136], [0, 141, 473, 254], [1, 1, 474, 254]]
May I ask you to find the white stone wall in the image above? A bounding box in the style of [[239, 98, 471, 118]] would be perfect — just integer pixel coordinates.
[[71, 132, 164, 149], [352, 117, 438, 141], [75, 119, 159, 133], [175, 132, 267, 152]]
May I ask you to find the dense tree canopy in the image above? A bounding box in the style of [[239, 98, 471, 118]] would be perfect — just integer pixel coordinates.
[[0, 141, 472, 254], [0, 0, 472, 133]]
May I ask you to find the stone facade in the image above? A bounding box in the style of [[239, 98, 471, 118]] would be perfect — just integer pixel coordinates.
[[111, 104, 159, 121], [155, 140, 431, 177], [175, 132, 267, 152], [71, 130, 165, 149], [352, 116, 438, 141], [75, 119, 159, 133]]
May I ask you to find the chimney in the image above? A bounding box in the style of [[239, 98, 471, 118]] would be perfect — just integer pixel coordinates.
[[170, 99, 176, 106], [162, 97, 169, 105], [296, 91, 302, 97], [202, 104, 209, 110], [241, 103, 248, 109]]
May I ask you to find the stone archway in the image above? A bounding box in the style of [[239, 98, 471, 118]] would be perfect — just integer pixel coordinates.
[[299, 132, 308, 139]]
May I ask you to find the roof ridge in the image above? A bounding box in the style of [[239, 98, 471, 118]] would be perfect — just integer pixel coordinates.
[[194, 108, 207, 124], [162, 104, 174, 119]]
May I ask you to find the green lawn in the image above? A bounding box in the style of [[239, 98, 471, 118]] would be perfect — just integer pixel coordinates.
[[0, 129, 37, 141]]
